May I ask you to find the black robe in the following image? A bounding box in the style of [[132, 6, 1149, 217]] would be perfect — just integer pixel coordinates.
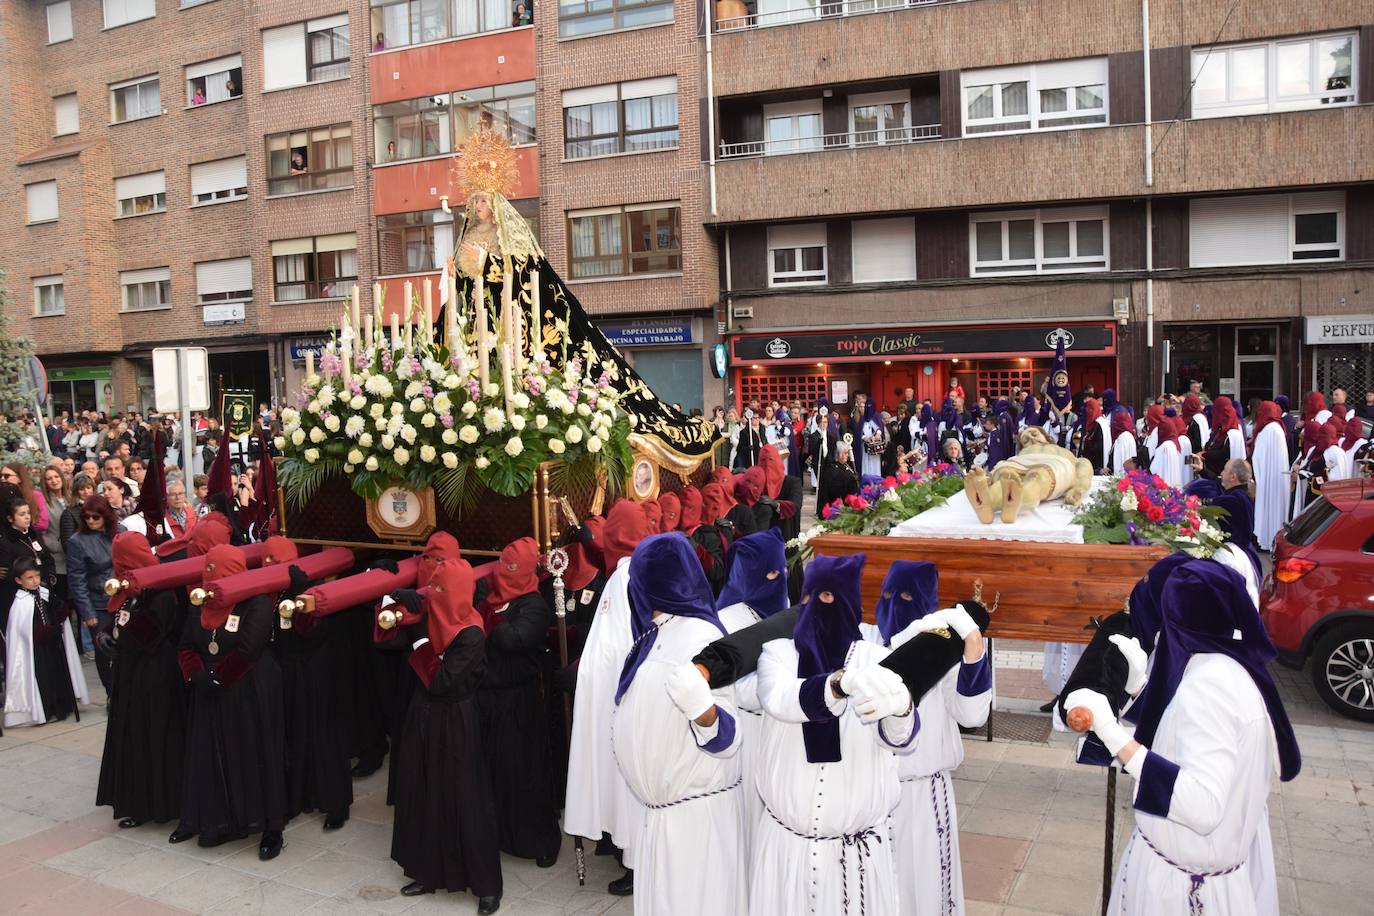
[[279, 609, 353, 820], [178, 595, 288, 841], [816, 459, 859, 515], [477, 592, 561, 860], [1, 525, 53, 631], [778, 476, 804, 543], [97, 587, 184, 822], [391, 626, 502, 896], [334, 602, 394, 773], [1079, 425, 1108, 474]]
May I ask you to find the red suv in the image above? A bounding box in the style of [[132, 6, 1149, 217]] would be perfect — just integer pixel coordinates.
[[1261, 477, 1374, 721]]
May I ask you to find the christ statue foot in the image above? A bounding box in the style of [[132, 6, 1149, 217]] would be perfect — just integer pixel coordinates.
[[1000, 469, 1024, 524], [966, 468, 996, 524]]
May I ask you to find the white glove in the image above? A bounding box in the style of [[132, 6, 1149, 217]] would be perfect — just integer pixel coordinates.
[[848, 666, 913, 724], [665, 662, 715, 721], [1108, 634, 1149, 696], [889, 614, 950, 649], [1063, 688, 1132, 757], [939, 604, 980, 640]]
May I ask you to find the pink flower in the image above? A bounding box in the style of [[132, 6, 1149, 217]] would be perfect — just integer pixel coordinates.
[[882, 476, 898, 490], [1151, 475, 1166, 489], [896, 472, 911, 485], [441, 412, 454, 429], [1146, 505, 1165, 523], [1185, 495, 1200, 509], [1117, 479, 1130, 492]]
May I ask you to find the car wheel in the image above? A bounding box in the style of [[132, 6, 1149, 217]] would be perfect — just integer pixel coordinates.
[[1310, 623, 1374, 723]]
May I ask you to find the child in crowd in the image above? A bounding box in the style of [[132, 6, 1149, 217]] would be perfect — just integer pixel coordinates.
[[5, 556, 88, 727]]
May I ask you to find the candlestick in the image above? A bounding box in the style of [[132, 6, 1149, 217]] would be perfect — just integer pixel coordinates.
[[447, 273, 459, 341], [364, 314, 374, 350], [422, 277, 433, 328], [529, 265, 540, 366], [390, 312, 401, 350], [351, 285, 361, 331], [372, 281, 383, 317], [502, 343, 514, 418], [341, 335, 352, 385], [475, 276, 490, 391], [305, 350, 315, 379]]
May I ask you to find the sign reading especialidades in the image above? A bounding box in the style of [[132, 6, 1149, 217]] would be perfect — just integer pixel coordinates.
[[597, 317, 696, 347], [1305, 315, 1374, 345]]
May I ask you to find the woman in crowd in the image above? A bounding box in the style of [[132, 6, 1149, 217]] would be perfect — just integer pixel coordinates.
[[940, 436, 969, 474], [38, 465, 70, 613], [66, 495, 120, 697], [1, 487, 55, 625], [1, 464, 47, 534], [100, 478, 145, 535]]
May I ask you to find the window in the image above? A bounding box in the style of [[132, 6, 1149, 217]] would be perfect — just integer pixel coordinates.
[[53, 93, 78, 136], [377, 211, 455, 274], [271, 234, 358, 301], [263, 14, 350, 91], [369, 0, 513, 51], [120, 267, 172, 311], [1192, 32, 1356, 119], [969, 207, 1109, 275], [110, 75, 160, 123], [850, 91, 909, 146], [563, 77, 678, 159], [567, 203, 680, 280], [767, 223, 827, 285], [962, 57, 1107, 135], [114, 171, 166, 217], [265, 124, 352, 195], [763, 100, 823, 155], [33, 276, 64, 316], [103, 0, 155, 29], [374, 82, 534, 162], [46, 2, 72, 43], [190, 156, 248, 205], [186, 54, 243, 106], [851, 217, 915, 283], [196, 258, 254, 302], [1189, 191, 1344, 267], [25, 180, 58, 224], [559, 0, 672, 39]]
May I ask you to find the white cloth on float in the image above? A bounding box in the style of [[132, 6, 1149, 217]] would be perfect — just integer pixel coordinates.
[[1251, 422, 1289, 551], [889, 477, 1112, 544], [564, 559, 644, 866], [4, 586, 89, 728]]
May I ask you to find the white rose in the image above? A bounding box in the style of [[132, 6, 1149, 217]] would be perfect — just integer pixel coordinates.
[[304, 448, 320, 463], [370, 403, 385, 419], [510, 415, 526, 431], [409, 397, 426, 413], [444, 374, 460, 390], [307, 400, 320, 415], [421, 412, 437, 429], [345, 416, 365, 438], [419, 444, 437, 464], [442, 451, 458, 468], [350, 394, 366, 410], [381, 434, 395, 450], [587, 435, 602, 454], [512, 392, 530, 410], [484, 383, 500, 398], [343, 464, 354, 474], [565, 425, 583, 444], [548, 438, 565, 455], [394, 447, 410, 466], [365, 456, 380, 471], [390, 402, 405, 416], [535, 414, 548, 430], [461, 401, 478, 418], [405, 381, 424, 399], [560, 401, 575, 415], [628, 414, 638, 428], [348, 448, 364, 465], [400, 424, 418, 444], [475, 456, 490, 469], [483, 408, 506, 432], [505, 436, 524, 457], [374, 416, 388, 431], [359, 432, 374, 448], [281, 407, 300, 424], [433, 393, 451, 413], [291, 428, 306, 447], [273, 436, 286, 450], [324, 414, 341, 433], [459, 425, 479, 444], [577, 403, 591, 417], [442, 428, 459, 445]]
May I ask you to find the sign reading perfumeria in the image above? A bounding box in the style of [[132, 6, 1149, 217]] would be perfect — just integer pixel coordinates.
[[1306, 315, 1374, 345]]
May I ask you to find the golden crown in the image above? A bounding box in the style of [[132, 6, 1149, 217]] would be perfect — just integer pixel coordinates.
[[455, 128, 520, 200]]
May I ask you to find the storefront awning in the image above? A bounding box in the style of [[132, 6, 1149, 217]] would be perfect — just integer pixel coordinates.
[[730, 321, 1115, 365]]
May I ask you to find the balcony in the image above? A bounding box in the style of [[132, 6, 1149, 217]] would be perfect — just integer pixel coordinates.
[[714, 0, 949, 32], [719, 123, 940, 159]]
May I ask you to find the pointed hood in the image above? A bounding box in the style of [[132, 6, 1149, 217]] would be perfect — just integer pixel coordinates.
[[679, 486, 703, 532], [658, 492, 681, 532], [487, 536, 540, 606], [873, 559, 939, 645], [427, 557, 485, 650], [759, 444, 785, 499], [602, 499, 650, 575], [109, 531, 158, 614], [200, 544, 247, 630], [715, 528, 788, 617], [794, 553, 866, 763]]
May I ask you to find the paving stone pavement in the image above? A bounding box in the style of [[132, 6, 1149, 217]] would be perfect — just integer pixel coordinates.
[[1, 649, 1370, 915]]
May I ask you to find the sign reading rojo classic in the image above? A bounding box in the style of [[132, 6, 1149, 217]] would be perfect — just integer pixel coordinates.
[[731, 323, 1116, 364], [1305, 315, 1374, 345]]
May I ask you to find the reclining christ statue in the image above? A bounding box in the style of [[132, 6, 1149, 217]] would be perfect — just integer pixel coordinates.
[[964, 426, 1094, 524]]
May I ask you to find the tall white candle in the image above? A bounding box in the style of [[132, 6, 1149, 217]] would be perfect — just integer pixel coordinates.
[[364, 314, 374, 350], [475, 276, 490, 391], [390, 312, 401, 350], [529, 265, 540, 367], [305, 350, 315, 380], [341, 335, 352, 385], [422, 278, 433, 346], [502, 343, 514, 417], [350, 285, 361, 331]]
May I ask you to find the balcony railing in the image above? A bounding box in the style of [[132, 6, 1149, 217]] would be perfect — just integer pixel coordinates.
[[715, 0, 953, 32], [719, 124, 940, 159]]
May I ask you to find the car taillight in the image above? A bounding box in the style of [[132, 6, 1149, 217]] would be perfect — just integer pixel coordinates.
[[1274, 558, 1318, 583]]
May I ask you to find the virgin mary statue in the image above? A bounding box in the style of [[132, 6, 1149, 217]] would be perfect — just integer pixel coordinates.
[[446, 129, 717, 464]]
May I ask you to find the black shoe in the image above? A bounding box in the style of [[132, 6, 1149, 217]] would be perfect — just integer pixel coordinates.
[[1039, 696, 1058, 713], [594, 834, 616, 856], [351, 756, 384, 778], [118, 817, 144, 829], [258, 830, 284, 861], [608, 870, 633, 896], [323, 812, 349, 831], [536, 851, 558, 868], [167, 826, 196, 844], [477, 895, 501, 914], [401, 881, 432, 897]]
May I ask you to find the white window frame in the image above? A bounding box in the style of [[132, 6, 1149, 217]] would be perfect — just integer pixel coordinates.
[[53, 93, 79, 136], [1191, 31, 1358, 119], [762, 99, 824, 156], [767, 223, 828, 287], [33, 275, 65, 317], [185, 54, 243, 107], [114, 171, 167, 218], [103, 0, 156, 30], [110, 75, 161, 123], [848, 90, 911, 147], [195, 257, 254, 303], [1188, 192, 1345, 267], [961, 58, 1108, 136], [1290, 193, 1345, 262], [851, 216, 917, 283], [969, 206, 1110, 276], [119, 268, 172, 312], [190, 156, 249, 206], [46, 1, 73, 43], [25, 180, 59, 224]]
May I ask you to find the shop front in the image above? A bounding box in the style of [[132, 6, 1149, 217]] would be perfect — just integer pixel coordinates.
[[1306, 314, 1374, 398], [596, 316, 708, 413], [729, 321, 1118, 414], [1161, 320, 1296, 408], [46, 364, 115, 416]]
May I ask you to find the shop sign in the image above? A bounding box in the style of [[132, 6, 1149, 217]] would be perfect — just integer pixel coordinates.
[[49, 366, 112, 382], [598, 317, 695, 347], [733, 323, 1115, 363], [290, 336, 331, 362], [202, 302, 245, 326], [1305, 315, 1374, 345]]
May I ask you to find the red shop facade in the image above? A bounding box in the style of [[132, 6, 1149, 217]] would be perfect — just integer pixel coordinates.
[[729, 321, 1119, 414]]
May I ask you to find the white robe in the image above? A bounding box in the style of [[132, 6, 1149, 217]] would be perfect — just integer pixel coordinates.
[[4, 587, 90, 728], [1178, 435, 1195, 486], [860, 624, 991, 916], [1189, 414, 1211, 449], [751, 638, 917, 916], [1110, 654, 1279, 916], [1150, 439, 1184, 489], [1226, 427, 1248, 463], [1212, 544, 1260, 610], [1251, 423, 1289, 552], [1323, 444, 1352, 482], [612, 615, 747, 916], [1290, 445, 1317, 521], [1044, 642, 1085, 698], [1145, 428, 1159, 459], [861, 419, 885, 479], [1112, 430, 1138, 476], [564, 559, 644, 866], [718, 602, 768, 860]]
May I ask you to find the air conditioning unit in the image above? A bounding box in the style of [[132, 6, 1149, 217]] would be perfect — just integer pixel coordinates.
[[733, 305, 754, 319]]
